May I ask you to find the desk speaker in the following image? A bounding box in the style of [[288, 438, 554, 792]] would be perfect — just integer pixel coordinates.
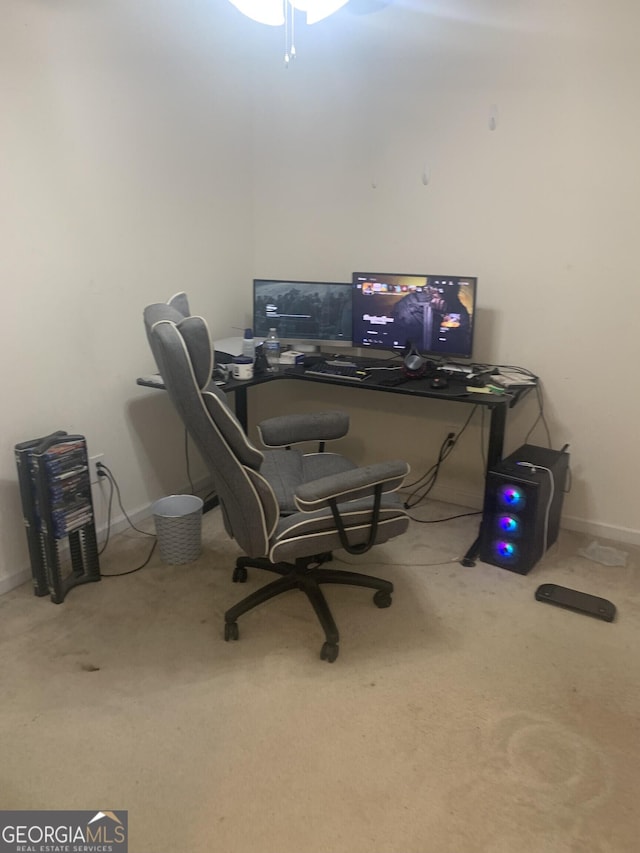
[[479, 444, 570, 575]]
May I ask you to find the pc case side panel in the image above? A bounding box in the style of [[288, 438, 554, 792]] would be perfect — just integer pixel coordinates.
[[479, 444, 569, 575]]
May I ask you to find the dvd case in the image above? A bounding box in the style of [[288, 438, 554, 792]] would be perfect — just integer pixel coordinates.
[[15, 431, 68, 596], [15, 432, 101, 603]]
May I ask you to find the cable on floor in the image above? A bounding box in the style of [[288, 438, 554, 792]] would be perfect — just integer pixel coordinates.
[[95, 463, 158, 577], [407, 509, 481, 524], [101, 539, 157, 578]]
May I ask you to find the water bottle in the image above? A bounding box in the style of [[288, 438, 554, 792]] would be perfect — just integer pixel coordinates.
[[264, 327, 280, 368], [242, 328, 255, 361]]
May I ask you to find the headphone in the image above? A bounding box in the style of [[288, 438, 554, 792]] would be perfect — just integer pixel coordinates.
[[402, 342, 428, 376]]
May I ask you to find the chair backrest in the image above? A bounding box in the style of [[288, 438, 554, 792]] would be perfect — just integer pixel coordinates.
[[144, 302, 279, 558]]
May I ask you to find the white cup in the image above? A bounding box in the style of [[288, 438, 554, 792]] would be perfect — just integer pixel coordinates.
[[232, 357, 254, 380]]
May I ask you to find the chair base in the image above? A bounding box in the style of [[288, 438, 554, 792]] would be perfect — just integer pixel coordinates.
[[224, 555, 393, 662]]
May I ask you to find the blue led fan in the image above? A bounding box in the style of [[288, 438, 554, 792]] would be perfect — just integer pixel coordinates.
[[498, 484, 526, 511]]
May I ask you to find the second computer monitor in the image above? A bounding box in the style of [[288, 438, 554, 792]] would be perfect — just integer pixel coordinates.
[[352, 272, 478, 359], [253, 279, 353, 348]]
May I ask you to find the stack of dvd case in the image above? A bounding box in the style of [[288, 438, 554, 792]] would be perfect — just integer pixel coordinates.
[[15, 432, 101, 603]]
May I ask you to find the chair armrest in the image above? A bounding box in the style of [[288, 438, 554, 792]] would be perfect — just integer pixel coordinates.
[[257, 410, 349, 448], [294, 460, 409, 512]]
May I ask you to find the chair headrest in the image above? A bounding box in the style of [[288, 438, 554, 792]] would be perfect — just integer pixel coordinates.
[[176, 315, 214, 391], [144, 303, 213, 391], [167, 292, 190, 318]]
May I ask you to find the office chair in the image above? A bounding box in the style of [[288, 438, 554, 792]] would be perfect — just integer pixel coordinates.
[[144, 294, 410, 661]]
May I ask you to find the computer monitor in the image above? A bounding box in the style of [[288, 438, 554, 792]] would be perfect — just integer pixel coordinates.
[[351, 272, 478, 360], [253, 279, 353, 349]]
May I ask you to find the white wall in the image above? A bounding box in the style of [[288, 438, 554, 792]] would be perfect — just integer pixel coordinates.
[[2, 0, 639, 594], [248, 0, 640, 543], [0, 0, 257, 591]]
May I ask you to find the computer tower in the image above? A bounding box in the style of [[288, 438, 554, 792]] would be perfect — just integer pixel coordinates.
[[479, 444, 570, 575]]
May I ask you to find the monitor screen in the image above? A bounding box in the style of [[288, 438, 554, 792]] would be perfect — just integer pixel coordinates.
[[351, 272, 478, 359], [253, 279, 353, 348]]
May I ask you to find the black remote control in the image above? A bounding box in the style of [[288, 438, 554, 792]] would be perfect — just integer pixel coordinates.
[[535, 583, 616, 622]]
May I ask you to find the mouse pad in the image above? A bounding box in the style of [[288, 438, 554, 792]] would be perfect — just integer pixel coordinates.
[[397, 378, 471, 397], [430, 387, 471, 397]]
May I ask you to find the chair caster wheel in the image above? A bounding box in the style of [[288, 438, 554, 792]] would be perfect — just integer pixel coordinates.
[[224, 622, 239, 641], [373, 590, 392, 608], [320, 642, 339, 663], [232, 566, 248, 583]]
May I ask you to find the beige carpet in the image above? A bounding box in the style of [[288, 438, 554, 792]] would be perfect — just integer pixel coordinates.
[[1, 502, 638, 853]]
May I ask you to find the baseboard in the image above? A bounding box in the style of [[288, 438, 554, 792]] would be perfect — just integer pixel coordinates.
[[0, 567, 34, 597], [4, 479, 637, 599], [1, 477, 215, 598], [92, 475, 214, 545], [401, 484, 640, 546], [560, 514, 640, 547], [417, 483, 483, 512], [94, 500, 155, 543]]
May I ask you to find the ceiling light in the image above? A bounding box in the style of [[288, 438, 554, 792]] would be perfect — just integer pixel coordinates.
[[228, 0, 347, 26], [228, 0, 348, 64]]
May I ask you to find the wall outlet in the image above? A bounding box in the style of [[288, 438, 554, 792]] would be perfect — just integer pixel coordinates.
[[89, 454, 104, 484]]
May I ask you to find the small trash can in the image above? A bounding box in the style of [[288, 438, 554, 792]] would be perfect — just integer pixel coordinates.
[[151, 494, 203, 565]]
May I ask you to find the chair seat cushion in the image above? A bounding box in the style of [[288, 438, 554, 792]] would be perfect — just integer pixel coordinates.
[[269, 494, 408, 564], [260, 450, 355, 514]]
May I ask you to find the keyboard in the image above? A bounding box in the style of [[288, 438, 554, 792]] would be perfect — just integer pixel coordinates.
[[304, 362, 371, 382]]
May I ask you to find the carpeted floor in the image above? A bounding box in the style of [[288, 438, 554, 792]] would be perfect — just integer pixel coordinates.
[[1, 502, 638, 852]]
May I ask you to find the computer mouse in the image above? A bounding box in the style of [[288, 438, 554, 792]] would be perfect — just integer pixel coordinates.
[[430, 376, 449, 389]]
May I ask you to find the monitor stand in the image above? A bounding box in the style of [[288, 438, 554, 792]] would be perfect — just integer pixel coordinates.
[[294, 343, 323, 354], [421, 304, 435, 352]]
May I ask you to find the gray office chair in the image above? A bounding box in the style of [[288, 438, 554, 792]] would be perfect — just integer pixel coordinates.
[[144, 294, 410, 661]]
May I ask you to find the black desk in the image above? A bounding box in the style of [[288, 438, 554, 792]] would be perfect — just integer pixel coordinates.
[[137, 366, 535, 565], [224, 367, 531, 473]]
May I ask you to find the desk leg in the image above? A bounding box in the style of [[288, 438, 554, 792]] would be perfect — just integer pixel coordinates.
[[203, 495, 219, 513], [486, 402, 507, 472], [234, 386, 249, 433], [461, 403, 507, 567]]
